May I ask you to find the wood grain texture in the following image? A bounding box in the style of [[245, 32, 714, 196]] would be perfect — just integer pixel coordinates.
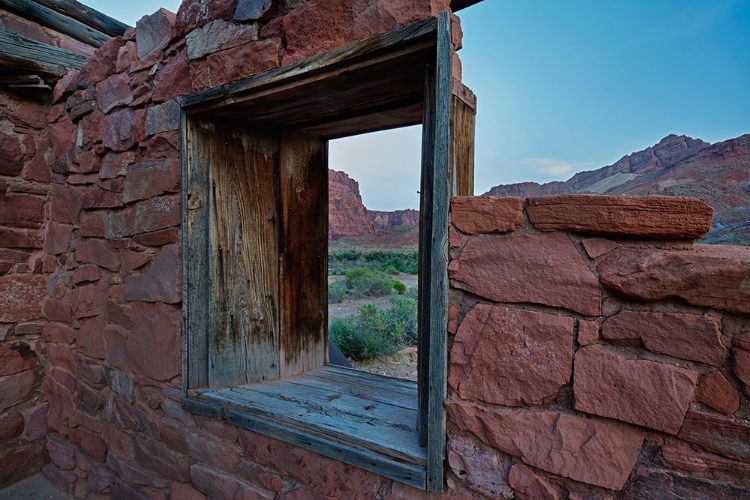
[[207, 121, 281, 387], [279, 129, 327, 377], [184, 365, 426, 488], [0, 28, 88, 79], [424, 11, 452, 492], [451, 81, 476, 197], [183, 116, 211, 390], [0, 0, 110, 46], [32, 0, 130, 36]]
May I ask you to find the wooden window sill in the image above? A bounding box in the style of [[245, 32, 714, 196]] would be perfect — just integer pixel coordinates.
[[182, 365, 427, 489]]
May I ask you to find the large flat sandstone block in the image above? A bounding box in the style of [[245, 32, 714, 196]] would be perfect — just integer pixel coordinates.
[[598, 245, 750, 314], [678, 410, 750, 462], [573, 347, 698, 434], [527, 194, 713, 239], [450, 304, 574, 406], [446, 401, 645, 490], [0, 274, 46, 323], [450, 196, 524, 235], [450, 233, 601, 316], [602, 310, 726, 367]]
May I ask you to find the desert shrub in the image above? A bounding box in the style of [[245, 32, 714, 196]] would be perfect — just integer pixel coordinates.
[[328, 281, 347, 304], [344, 268, 397, 298], [392, 280, 407, 295], [328, 250, 418, 275], [328, 295, 418, 360]]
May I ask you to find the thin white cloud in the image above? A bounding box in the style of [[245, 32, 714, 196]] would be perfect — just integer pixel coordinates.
[[520, 158, 574, 177]]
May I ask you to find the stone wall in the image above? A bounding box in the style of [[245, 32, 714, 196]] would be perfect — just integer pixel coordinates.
[[446, 194, 750, 499], [0, 87, 54, 485], [34, 1, 467, 499]]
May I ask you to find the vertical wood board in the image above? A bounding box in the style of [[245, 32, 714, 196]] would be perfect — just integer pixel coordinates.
[[450, 82, 476, 197], [279, 128, 328, 377], [183, 116, 211, 390], [207, 121, 281, 387]]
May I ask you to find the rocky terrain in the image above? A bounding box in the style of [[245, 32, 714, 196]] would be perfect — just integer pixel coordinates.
[[486, 134, 750, 245]]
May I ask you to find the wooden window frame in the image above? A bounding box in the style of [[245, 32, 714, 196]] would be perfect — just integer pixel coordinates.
[[180, 13, 475, 491]]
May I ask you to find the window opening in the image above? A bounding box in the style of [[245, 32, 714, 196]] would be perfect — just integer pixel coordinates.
[[327, 126, 422, 381]]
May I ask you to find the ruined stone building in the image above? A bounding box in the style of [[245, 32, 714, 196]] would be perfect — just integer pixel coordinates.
[[1, 0, 749, 498]]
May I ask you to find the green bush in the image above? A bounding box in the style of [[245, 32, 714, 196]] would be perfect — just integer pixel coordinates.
[[328, 250, 418, 275], [328, 295, 418, 360], [392, 280, 406, 295], [344, 268, 396, 298], [328, 281, 347, 304]]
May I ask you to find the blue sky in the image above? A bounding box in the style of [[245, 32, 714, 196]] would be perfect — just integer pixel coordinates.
[[87, 0, 750, 211]]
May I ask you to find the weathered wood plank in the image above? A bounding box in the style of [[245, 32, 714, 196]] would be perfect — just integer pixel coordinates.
[[284, 372, 418, 411], [0, 28, 87, 79], [183, 117, 211, 390], [32, 0, 130, 37], [451, 81, 476, 196], [181, 397, 224, 419], [226, 409, 426, 489], [423, 11, 452, 492], [0, 0, 110, 46], [204, 386, 426, 465], [316, 365, 418, 394], [207, 121, 281, 387], [279, 129, 327, 377]]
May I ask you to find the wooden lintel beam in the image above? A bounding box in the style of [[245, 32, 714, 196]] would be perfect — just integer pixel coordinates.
[[32, 0, 129, 38], [0, 28, 88, 80], [0, 0, 110, 47]]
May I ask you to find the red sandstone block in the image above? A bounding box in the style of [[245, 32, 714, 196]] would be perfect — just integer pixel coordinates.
[[0, 193, 46, 229], [71, 282, 109, 319], [450, 196, 524, 235], [446, 400, 645, 490], [171, 482, 207, 500], [0, 410, 24, 442], [80, 37, 121, 85], [121, 301, 181, 381], [0, 342, 39, 376], [662, 437, 750, 487], [134, 436, 191, 482], [44, 222, 72, 255], [446, 437, 513, 498], [602, 310, 726, 367], [47, 435, 77, 470], [509, 463, 561, 500], [136, 8, 175, 59], [42, 324, 75, 343], [50, 184, 84, 224], [678, 410, 750, 463], [0, 274, 46, 323], [173, 0, 235, 38], [732, 333, 750, 399], [450, 304, 573, 406], [43, 298, 73, 323], [695, 371, 740, 416], [49, 118, 76, 159], [527, 194, 713, 239], [122, 244, 180, 303], [81, 186, 123, 210], [78, 211, 107, 238], [103, 107, 134, 152], [77, 316, 107, 360], [153, 47, 192, 102], [123, 159, 180, 204], [0, 129, 23, 176], [106, 452, 170, 489], [0, 227, 43, 249], [581, 237, 621, 259], [450, 233, 601, 316], [205, 39, 281, 88], [52, 70, 80, 104], [133, 227, 180, 247], [190, 464, 275, 500], [598, 244, 750, 315], [573, 347, 698, 434], [186, 19, 259, 60], [96, 73, 133, 113], [74, 238, 121, 271], [577, 320, 599, 346], [27, 404, 48, 440]]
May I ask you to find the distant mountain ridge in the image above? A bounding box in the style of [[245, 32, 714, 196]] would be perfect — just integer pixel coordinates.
[[485, 134, 750, 245]]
